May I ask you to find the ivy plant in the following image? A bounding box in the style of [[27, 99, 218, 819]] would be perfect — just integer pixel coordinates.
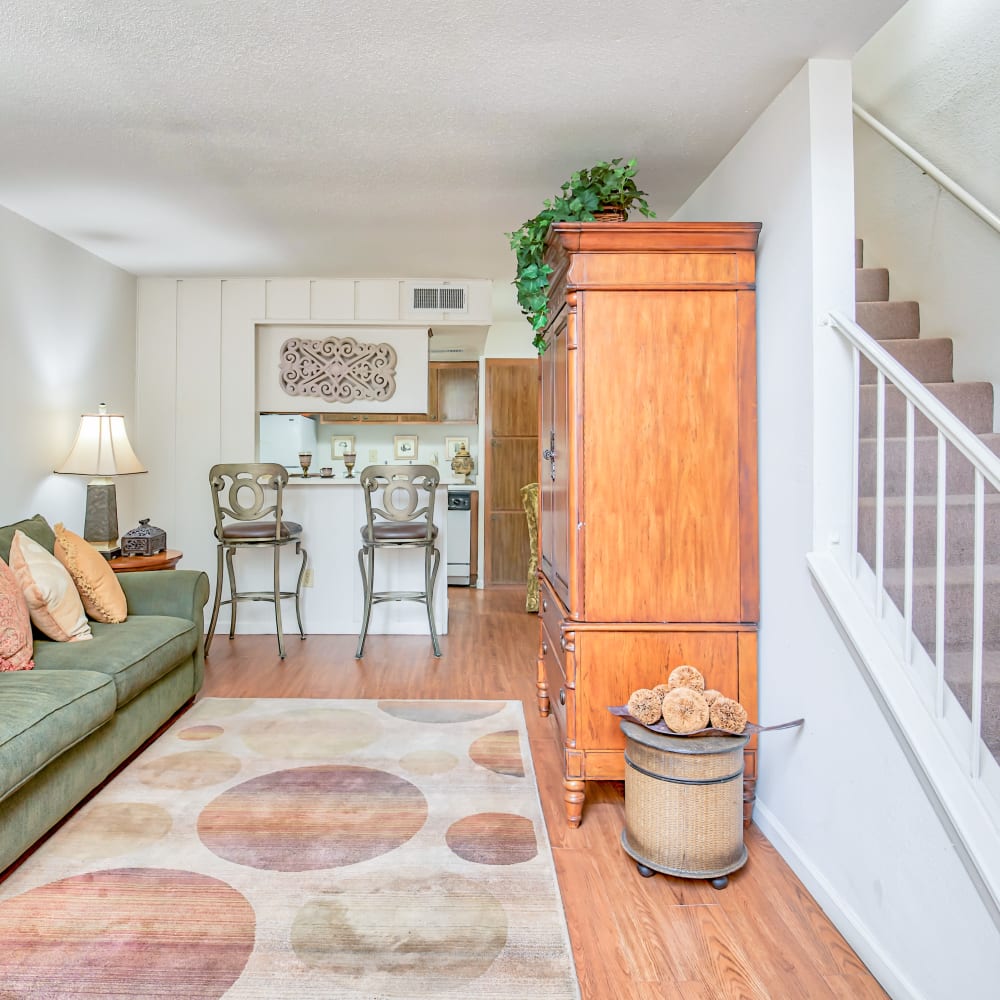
[[506, 158, 655, 351]]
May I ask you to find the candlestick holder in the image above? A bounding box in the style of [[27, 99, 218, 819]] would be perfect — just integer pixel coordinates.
[[343, 452, 357, 478], [298, 452, 313, 478]]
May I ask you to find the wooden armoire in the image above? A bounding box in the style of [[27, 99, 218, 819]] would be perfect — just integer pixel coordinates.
[[536, 221, 762, 827]]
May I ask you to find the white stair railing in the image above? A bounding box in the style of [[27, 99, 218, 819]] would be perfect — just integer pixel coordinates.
[[828, 309, 1000, 790]]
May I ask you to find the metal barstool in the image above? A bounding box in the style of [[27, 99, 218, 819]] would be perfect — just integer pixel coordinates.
[[206, 463, 308, 659], [356, 464, 441, 658]]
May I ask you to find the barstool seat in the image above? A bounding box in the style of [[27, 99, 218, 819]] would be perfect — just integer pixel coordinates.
[[206, 464, 308, 660], [356, 464, 442, 658]]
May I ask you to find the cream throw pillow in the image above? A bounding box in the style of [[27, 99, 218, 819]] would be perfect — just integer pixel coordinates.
[[9, 530, 92, 642], [54, 523, 127, 624]]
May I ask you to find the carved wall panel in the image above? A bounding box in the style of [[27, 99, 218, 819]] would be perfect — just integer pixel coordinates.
[[279, 335, 397, 402]]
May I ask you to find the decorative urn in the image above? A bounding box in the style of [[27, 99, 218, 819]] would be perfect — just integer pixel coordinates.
[[121, 518, 167, 557], [450, 445, 474, 485]]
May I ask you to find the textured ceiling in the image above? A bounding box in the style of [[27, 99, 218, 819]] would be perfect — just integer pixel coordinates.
[[1, 0, 904, 314]]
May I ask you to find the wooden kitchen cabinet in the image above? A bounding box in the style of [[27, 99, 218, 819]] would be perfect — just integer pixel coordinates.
[[316, 362, 475, 424], [536, 221, 761, 826]]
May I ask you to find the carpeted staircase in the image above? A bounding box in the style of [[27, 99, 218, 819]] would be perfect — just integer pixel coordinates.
[[854, 240, 1000, 760]]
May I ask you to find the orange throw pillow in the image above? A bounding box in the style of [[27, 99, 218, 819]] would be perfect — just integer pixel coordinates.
[[0, 555, 34, 670], [54, 523, 127, 624], [9, 530, 92, 642]]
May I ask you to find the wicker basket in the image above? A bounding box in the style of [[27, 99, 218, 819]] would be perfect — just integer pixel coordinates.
[[620, 720, 749, 886]]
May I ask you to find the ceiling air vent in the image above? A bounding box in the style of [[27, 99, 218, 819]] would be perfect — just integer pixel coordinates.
[[411, 285, 467, 312]]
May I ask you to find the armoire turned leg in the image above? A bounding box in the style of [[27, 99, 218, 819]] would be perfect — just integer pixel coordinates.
[[564, 777, 585, 827]]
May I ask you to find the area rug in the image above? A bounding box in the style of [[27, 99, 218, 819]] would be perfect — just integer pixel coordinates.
[[0, 698, 580, 1000]]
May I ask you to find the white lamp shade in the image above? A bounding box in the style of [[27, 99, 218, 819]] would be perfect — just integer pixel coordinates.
[[55, 407, 147, 476]]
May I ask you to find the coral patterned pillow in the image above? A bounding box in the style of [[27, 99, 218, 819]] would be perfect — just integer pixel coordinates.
[[8, 530, 92, 642], [54, 523, 127, 624], [0, 555, 34, 670]]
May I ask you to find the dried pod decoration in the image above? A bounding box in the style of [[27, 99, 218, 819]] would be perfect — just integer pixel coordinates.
[[622, 662, 756, 735], [627, 688, 664, 726], [660, 687, 710, 734], [667, 664, 705, 692], [710, 696, 749, 734]]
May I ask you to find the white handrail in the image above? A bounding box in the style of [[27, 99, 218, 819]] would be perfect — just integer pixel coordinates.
[[828, 310, 1000, 491], [853, 102, 1000, 238]]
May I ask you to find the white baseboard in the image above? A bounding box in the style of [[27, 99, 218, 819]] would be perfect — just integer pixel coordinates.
[[753, 800, 923, 1000]]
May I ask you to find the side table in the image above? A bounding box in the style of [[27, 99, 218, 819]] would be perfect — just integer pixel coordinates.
[[620, 719, 750, 888], [108, 549, 183, 574]]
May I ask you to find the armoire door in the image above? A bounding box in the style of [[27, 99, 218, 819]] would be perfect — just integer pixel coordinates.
[[539, 311, 572, 609]]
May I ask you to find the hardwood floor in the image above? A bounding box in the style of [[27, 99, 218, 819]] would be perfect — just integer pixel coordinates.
[[201, 588, 889, 999]]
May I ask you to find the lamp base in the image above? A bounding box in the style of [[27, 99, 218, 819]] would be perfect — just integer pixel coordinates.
[[84, 479, 121, 559]]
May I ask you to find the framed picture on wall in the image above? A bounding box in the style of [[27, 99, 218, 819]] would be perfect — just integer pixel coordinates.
[[393, 434, 418, 460], [331, 435, 355, 458], [444, 436, 469, 459]]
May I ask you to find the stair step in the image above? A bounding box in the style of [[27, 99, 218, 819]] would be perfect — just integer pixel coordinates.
[[856, 300, 921, 340], [855, 238, 864, 269], [883, 562, 1000, 650], [858, 493, 1000, 568], [856, 267, 890, 302], [859, 382, 995, 437], [859, 433, 1000, 497], [860, 338, 953, 384]]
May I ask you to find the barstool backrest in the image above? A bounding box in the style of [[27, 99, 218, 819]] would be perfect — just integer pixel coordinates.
[[209, 463, 289, 540], [359, 464, 439, 541]]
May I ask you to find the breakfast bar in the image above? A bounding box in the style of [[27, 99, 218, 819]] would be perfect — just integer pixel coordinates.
[[216, 476, 449, 638]]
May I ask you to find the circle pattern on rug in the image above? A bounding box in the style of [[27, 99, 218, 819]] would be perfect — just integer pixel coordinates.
[[0, 868, 254, 998], [241, 708, 380, 758], [290, 873, 507, 992], [136, 750, 242, 789], [400, 749, 459, 775], [199, 765, 428, 871], [446, 813, 538, 865], [48, 802, 172, 861], [378, 700, 504, 724], [178, 724, 225, 741], [469, 730, 525, 777]]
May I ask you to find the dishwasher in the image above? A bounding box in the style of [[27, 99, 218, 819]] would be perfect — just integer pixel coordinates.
[[446, 489, 472, 586]]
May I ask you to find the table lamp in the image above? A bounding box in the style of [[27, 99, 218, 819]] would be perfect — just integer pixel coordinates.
[[54, 403, 147, 558]]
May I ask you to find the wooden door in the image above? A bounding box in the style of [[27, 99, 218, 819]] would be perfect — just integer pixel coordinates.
[[485, 359, 539, 586], [539, 314, 572, 608]]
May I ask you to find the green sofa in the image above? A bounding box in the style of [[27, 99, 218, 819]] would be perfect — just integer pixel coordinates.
[[0, 515, 209, 874]]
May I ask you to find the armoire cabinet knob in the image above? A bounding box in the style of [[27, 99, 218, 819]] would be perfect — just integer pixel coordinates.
[[559, 688, 566, 706]]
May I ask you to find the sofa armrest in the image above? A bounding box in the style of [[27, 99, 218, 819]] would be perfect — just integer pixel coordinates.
[[118, 570, 210, 626]]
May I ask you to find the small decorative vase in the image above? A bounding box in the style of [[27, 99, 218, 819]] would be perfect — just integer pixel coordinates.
[[450, 446, 474, 484]]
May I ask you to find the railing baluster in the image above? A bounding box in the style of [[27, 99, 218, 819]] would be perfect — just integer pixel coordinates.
[[970, 470, 985, 779], [935, 431, 947, 719], [904, 401, 915, 664], [875, 372, 886, 617], [851, 345, 861, 579]]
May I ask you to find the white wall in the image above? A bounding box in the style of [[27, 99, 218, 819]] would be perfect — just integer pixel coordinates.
[[0, 204, 138, 533], [853, 0, 1000, 424], [672, 60, 1000, 999], [134, 277, 496, 619]]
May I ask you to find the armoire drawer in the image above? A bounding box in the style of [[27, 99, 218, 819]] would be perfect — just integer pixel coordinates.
[[539, 617, 568, 741]]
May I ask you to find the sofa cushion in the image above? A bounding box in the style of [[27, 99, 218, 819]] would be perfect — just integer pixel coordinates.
[[54, 523, 127, 624], [10, 531, 93, 642], [0, 514, 56, 563], [0, 556, 34, 671], [0, 669, 116, 803], [32, 615, 198, 708]]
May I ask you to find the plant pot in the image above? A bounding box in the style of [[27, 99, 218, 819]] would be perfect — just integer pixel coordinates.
[[592, 206, 628, 222]]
